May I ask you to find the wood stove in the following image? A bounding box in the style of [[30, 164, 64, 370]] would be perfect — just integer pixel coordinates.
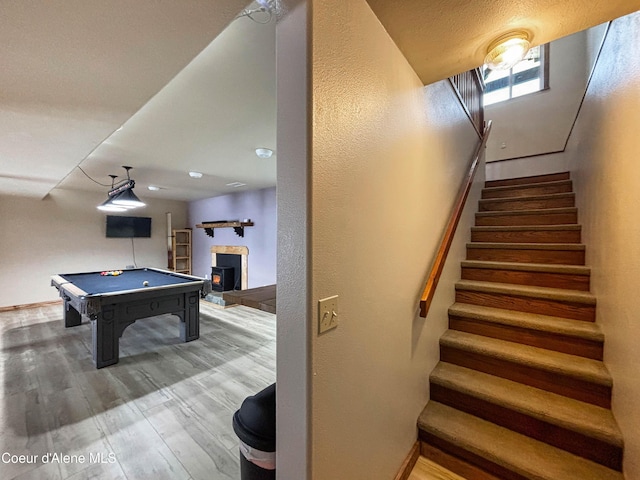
[[211, 266, 235, 292]]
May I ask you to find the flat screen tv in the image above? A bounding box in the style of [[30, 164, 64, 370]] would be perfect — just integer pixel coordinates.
[[106, 215, 152, 238]]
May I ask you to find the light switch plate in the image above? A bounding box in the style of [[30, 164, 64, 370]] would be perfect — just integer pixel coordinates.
[[318, 295, 338, 334]]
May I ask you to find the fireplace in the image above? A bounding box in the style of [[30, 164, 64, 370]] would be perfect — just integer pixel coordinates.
[[211, 265, 235, 292], [210, 245, 249, 290]]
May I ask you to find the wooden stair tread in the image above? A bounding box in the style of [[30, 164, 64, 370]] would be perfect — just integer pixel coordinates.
[[485, 172, 570, 188], [476, 207, 577, 217], [461, 259, 590, 275], [431, 362, 622, 446], [409, 456, 467, 480], [440, 330, 611, 386], [482, 179, 573, 195], [455, 279, 596, 304], [418, 402, 623, 480], [448, 303, 603, 341], [471, 224, 581, 232], [468, 242, 585, 251], [479, 192, 575, 204]]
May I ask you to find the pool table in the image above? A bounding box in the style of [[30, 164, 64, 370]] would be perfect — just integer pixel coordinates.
[[51, 267, 205, 368]]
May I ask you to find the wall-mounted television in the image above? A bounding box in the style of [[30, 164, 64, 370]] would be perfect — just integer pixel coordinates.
[[106, 215, 152, 238]]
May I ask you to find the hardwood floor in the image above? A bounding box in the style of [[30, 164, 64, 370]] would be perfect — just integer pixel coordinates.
[[0, 302, 276, 480], [408, 456, 468, 480]]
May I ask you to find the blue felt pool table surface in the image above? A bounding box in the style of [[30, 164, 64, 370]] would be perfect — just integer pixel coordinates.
[[58, 268, 196, 296]]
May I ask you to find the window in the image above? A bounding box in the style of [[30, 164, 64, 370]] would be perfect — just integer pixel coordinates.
[[483, 44, 549, 106]]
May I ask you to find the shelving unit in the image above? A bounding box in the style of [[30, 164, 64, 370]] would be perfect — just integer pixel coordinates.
[[195, 221, 254, 238], [171, 229, 192, 274]]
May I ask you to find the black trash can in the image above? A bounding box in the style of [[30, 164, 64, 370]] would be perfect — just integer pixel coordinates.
[[232, 383, 276, 480]]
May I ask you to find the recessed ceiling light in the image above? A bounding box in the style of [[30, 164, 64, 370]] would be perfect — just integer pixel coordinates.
[[148, 185, 160, 191], [255, 148, 274, 159], [226, 181, 247, 188], [189, 171, 203, 178]]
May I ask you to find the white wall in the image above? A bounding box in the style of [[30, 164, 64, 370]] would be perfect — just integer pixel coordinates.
[[275, 1, 311, 478], [485, 24, 611, 181], [585, 23, 608, 74], [485, 30, 589, 162], [309, 1, 480, 478], [486, 150, 570, 181], [566, 12, 640, 479], [0, 189, 187, 308]]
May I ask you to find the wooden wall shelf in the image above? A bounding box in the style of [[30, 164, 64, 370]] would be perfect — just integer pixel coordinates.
[[196, 221, 254, 238]]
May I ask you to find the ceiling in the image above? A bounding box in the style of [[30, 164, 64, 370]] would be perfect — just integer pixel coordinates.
[[0, 0, 275, 202], [1, 1, 638, 202], [366, 0, 640, 85]]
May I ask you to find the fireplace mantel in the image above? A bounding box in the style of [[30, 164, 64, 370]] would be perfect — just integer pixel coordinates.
[[196, 221, 254, 238]]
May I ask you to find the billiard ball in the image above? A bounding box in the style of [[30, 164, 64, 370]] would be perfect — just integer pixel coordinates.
[[143, 281, 149, 286]]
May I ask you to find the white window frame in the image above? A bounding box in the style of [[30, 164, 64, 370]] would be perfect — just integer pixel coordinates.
[[483, 43, 550, 106]]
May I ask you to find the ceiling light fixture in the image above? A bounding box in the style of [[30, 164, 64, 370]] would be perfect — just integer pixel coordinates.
[[237, 0, 283, 23], [97, 167, 145, 211], [98, 175, 128, 212], [189, 171, 203, 178], [484, 30, 531, 71], [255, 148, 274, 159], [112, 188, 145, 208], [148, 185, 160, 191]]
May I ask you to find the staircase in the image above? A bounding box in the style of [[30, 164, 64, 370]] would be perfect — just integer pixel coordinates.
[[417, 172, 625, 480]]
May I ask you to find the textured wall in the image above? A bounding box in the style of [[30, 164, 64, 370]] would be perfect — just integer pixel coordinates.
[[310, 1, 479, 478], [567, 12, 640, 479], [188, 187, 276, 288], [275, 1, 311, 478], [0, 190, 187, 308]]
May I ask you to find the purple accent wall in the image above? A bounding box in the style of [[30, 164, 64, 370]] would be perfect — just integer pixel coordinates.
[[188, 187, 276, 288]]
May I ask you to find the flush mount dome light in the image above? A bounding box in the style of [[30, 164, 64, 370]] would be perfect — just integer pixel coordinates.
[[484, 30, 531, 70], [255, 148, 274, 159], [189, 171, 203, 178]]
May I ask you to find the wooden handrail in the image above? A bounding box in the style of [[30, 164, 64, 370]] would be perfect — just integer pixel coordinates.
[[419, 121, 492, 317]]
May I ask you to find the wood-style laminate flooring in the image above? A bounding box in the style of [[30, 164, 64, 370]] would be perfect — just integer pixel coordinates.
[[0, 302, 275, 480]]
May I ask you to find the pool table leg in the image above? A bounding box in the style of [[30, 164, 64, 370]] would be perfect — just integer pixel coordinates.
[[92, 305, 119, 369], [63, 301, 82, 328], [180, 291, 200, 342]]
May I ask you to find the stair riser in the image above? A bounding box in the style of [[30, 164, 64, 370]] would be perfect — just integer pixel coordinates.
[[440, 346, 611, 408], [485, 172, 570, 188], [479, 195, 575, 212], [471, 229, 581, 243], [430, 384, 622, 470], [467, 247, 585, 265], [476, 211, 578, 226], [455, 290, 595, 321], [461, 266, 591, 291], [482, 182, 573, 199], [419, 434, 530, 480], [449, 317, 603, 360]]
